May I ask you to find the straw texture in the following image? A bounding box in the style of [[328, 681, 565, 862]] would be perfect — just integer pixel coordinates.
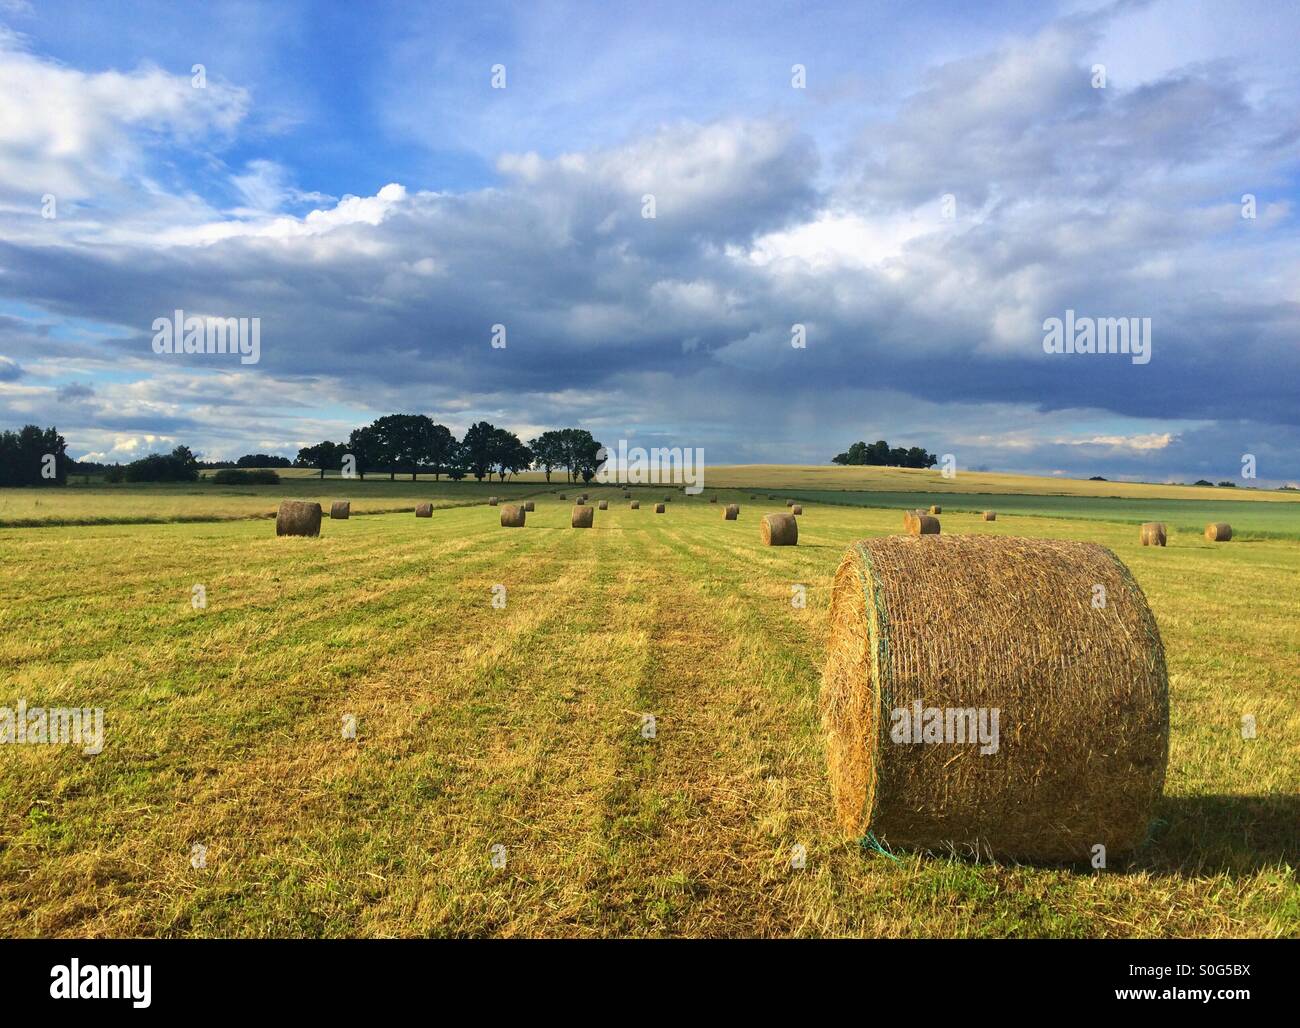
[[1140, 522, 1166, 546], [723, 503, 739, 520], [500, 504, 525, 527], [415, 503, 432, 518], [820, 535, 1169, 860], [1205, 522, 1232, 542], [330, 501, 350, 519], [571, 505, 594, 528]]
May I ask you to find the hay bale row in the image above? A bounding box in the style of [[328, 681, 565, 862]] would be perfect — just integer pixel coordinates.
[[1205, 522, 1232, 542], [820, 534, 1169, 860], [761, 513, 797, 546], [500, 504, 525, 527], [572, 505, 593, 528], [1140, 522, 1166, 546], [723, 504, 739, 520], [330, 501, 350, 519], [276, 500, 322, 537]]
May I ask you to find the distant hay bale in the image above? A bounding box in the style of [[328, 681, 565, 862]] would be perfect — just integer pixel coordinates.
[[276, 500, 322, 537], [663, 495, 671, 502], [928, 505, 942, 514], [330, 501, 350, 519], [1140, 522, 1166, 546], [791, 504, 804, 515], [710, 497, 717, 503], [489, 496, 499, 506], [623, 491, 631, 498], [982, 511, 996, 522], [500, 504, 525, 527], [559, 493, 567, 500], [630, 500, 640, 509], [598, 500, 608, 510], [786, 500, 796, 507], [820, 535, 1169, 860], [723, 503, 739, 520], [524, 500, 535, 512], [905, 512, 940, 536], [655, 503, 666, 513], [572, 505, 594, 528], [1205, 522, 1232, 542], [415, 503, 432, 518], [761, 513, 798, 546]]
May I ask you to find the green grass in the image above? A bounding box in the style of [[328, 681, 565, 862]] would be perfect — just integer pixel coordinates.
[[0, 485, 1296, 937]]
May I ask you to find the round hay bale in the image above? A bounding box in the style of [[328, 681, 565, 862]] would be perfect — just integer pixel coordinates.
[[820, 535, 1168, 861], [791, 504, 803, 515], [928, 505, 942, 515], [559, 493, 567, 500], [330, 501, 350, 520], [663, 496, 671, 503], [723, 503, 739, 520], [710, 497, 717, 503], [1205, 522, 1232, 542], [623, 491, 631, 498], [489, 496, 499, 506], [786, 500, 796, 507], [654, 503, 666, 513], [1140, 522, 1166, 546], [500, 504, 525, 527], [524, 500, 535, 512], [982, 511, 996, 522], [276, 500, 322, 537], [598, 500, 608, 510], [572, 505, 594, 528], [415, 503, 433, 518], [761, 513, 798, 546], [904, 511, 939, 535], [630, 500, 640, 509]]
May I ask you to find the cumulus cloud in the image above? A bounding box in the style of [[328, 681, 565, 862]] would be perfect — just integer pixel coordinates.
[[2, 5, 1299, 481]]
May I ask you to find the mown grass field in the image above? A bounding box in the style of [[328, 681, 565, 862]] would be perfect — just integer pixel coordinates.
[[1, 475, 1297, 937]]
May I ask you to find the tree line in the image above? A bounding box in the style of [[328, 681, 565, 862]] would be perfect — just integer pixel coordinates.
[[294, 417, 605, 484], [832, 439, 938, 468]]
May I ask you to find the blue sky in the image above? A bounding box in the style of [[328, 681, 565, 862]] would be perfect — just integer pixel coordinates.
[[1, 0, 1298, 484]]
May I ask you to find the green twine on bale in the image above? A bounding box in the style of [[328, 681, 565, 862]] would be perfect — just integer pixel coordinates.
[[860, 831, 903, 862]]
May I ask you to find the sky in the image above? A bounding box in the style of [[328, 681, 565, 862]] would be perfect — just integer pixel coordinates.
[[0, 0, 1297, 484]]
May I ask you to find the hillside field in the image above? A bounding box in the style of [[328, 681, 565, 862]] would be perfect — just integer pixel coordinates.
[[0, 472, 1297, 937]]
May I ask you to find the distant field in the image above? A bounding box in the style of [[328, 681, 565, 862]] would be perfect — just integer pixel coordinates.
[[1, 484, 1296, 937]]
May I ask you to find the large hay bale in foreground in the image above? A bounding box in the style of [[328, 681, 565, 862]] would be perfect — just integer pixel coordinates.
[[1140, 522, 1166, 546], [415, 503, 432, 518], [500, 504, 525, 527], [928, 505, 942, 515], [654, 503, 666, 513], [982, 511, 996, 522], [791, 504, 803, 515], [330, 501, 350, 520], [761, 513, 798, 546], [572, 505, 594, 528], [821, 535, 1168, 861], [276, 500, 322, 537], [524, 500, 535, 512], [598, 500, 608, 510], [904, 511, 939, 536], [723, 504, 739, 520], [630, 500, 640, 509], [1205, 522, 1232, 542]]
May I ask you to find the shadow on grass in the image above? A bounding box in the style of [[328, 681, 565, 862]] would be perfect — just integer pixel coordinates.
[[1135, 793, 1300, 878]]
